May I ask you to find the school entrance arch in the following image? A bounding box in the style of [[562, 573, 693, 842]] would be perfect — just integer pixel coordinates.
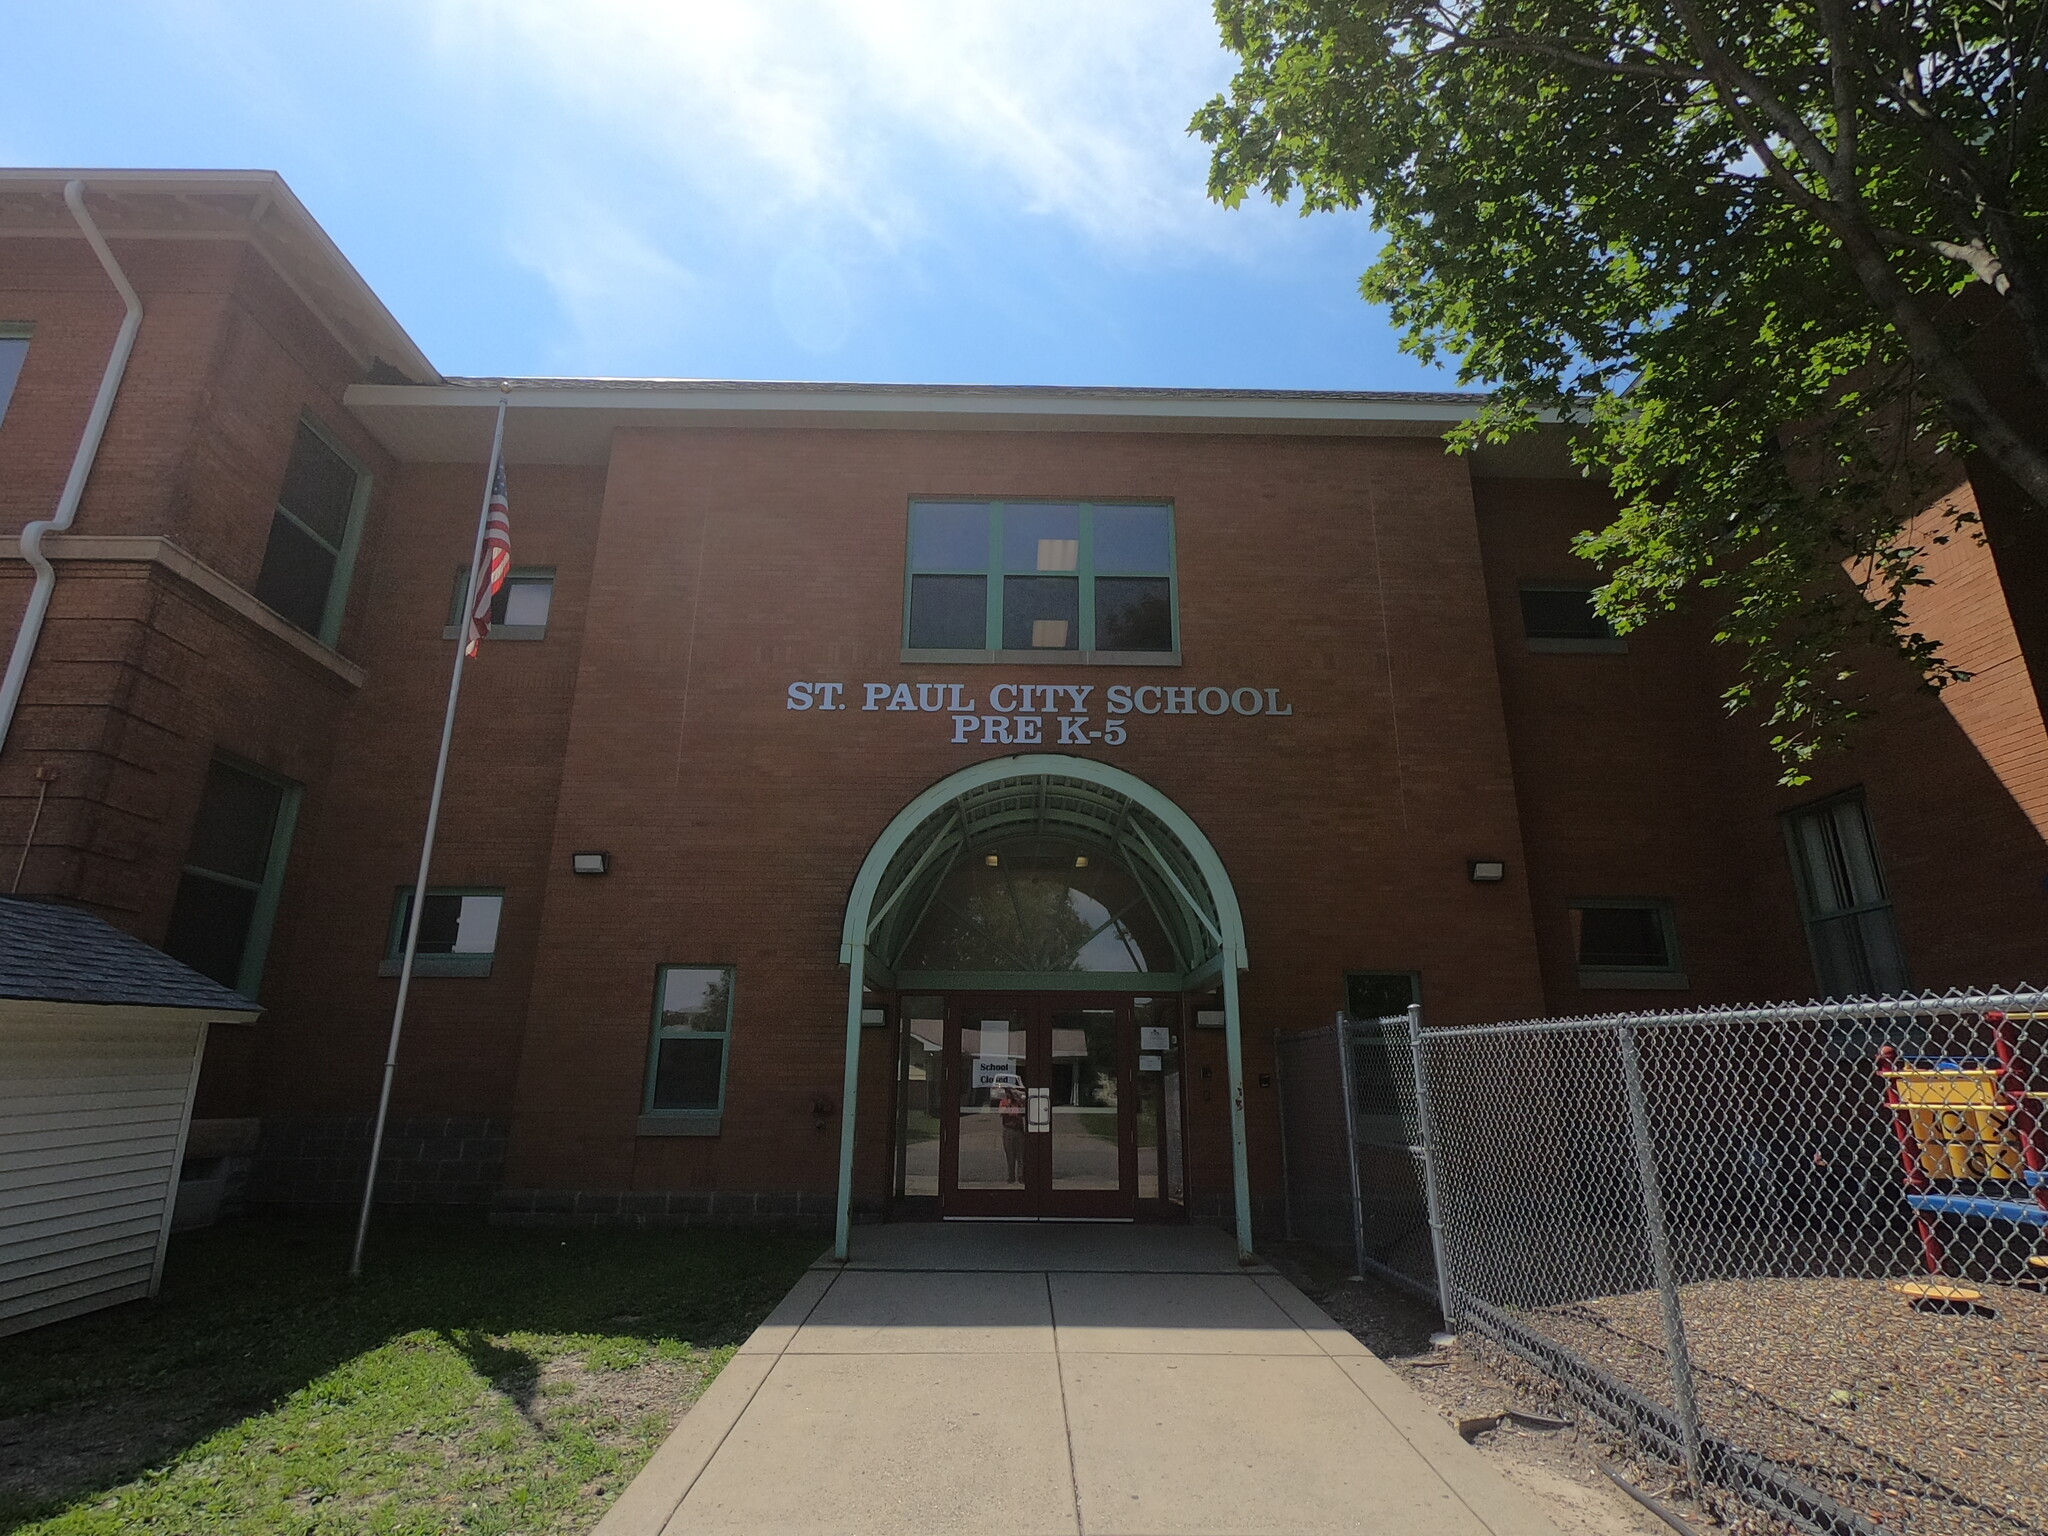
[[834, 754, 1251, 1258]]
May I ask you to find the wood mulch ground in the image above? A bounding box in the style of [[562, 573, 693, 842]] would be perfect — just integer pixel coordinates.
[[1279, 1243, 2048, 1536]]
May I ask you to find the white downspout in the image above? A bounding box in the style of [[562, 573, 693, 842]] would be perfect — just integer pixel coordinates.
[[0, 180, 144, 754]]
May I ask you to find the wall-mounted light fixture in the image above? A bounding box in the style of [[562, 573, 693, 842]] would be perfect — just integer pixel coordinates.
[[572, 851, 610, 876], [984, 853, 1000, 867], [1468, 859, 1506, 883]]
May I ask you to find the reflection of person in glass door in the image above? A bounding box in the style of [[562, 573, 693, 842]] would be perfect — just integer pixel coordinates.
[[996, 1086, 1027, 1183]]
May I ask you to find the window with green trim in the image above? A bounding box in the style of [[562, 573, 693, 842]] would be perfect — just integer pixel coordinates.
[[644, 965, 734, 1122], [444, 566, 556, 640], [254, 418, 368, 645], [904, 500, 1177, 659], [380, 887, 503, 977], [163, 755, 301, 999], [0, 323, 31, 428]]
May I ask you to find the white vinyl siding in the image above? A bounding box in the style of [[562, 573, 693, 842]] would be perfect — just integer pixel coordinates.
[[0, 1004, 207, 1337]]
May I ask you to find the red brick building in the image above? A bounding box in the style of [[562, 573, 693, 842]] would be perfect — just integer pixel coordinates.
[[2, 170, 2042, 1246]]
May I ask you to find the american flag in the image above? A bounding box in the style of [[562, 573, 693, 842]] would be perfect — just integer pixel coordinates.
[[463, 462, 512, 657]]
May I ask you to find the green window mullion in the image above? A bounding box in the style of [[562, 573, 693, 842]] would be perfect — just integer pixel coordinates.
[[1168, 509, 1181, 653], [985, 502, 1005, 651], [1077, 502, 1097, 652], [271, 504, 341, 560], [236, 783, 301, 997]]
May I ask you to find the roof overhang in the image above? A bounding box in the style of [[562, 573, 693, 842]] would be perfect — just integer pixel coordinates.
[[0, 169, 438, 384], [340, 379, 1520, 467]]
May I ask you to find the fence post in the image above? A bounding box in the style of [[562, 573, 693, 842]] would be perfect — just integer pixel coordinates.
[[1404, 1003, 1458, 1331], [1334, 1014, 1369, 1280], [1615, 1016, 1706, 1490]]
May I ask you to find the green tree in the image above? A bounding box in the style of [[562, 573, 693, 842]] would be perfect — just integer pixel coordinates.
[[1195, 0, 2047, 776]]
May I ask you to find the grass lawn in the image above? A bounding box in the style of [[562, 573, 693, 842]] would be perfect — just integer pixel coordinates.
[[0, 1214, 821, 1535]]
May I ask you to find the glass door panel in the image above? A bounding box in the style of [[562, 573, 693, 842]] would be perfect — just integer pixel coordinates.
[[1048, 1008, 1121, 1191], [955, 1006, 1031, 1192], [899, 997, 945, 1199], [1134, 997, 1185, 1213]]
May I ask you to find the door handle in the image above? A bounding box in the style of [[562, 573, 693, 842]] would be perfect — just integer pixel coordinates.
[[1027, 1087, 1050, 1132]]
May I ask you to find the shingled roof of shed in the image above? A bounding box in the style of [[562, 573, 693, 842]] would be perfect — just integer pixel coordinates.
[[0, 898, 261, 1015]]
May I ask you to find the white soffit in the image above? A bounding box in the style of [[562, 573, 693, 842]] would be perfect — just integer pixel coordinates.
[[342, 380, 1505, 466]]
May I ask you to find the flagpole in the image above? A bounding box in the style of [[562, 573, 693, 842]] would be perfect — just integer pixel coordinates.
[[350, 391, 510, 1279]]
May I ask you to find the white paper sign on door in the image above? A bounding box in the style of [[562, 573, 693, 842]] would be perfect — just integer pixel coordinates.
[[973, 1057, 1019, 1089], [979, 1022, 1010, 1058], [1140, 1026, 1170, 1050]]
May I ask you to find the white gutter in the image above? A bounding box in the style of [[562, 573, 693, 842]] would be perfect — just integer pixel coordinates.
[[0, 180, 143, 754]]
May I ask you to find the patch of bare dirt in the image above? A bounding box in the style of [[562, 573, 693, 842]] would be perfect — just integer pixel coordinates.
[[1265, 1245, 1757, 1536]]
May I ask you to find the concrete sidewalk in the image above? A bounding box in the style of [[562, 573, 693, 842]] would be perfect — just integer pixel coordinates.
[[595, 1225, 1563, 1536]]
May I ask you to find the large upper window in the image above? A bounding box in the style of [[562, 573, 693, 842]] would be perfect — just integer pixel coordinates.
[[1785, 793, 1907, 998], [255, 420, 365, 644], [0, 326, 30, 428], [163, 756, 300, 998], [904, 500, 1177, 660]]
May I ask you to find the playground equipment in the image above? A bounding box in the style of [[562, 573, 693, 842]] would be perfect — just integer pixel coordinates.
[[1877, 1009, 2048, 1283]]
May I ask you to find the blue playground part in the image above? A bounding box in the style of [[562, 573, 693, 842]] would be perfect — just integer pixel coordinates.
[[1905, 1191, 2048, 1227]]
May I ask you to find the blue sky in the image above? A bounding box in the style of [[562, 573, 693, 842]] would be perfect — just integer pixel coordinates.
[[2, 2, 1455, 392]]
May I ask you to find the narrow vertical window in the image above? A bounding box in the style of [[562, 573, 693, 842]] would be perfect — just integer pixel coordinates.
[[642, 966, 735, 1129], [1785, 793, 1907, 998], [0, 326, 30, 427], [255, 419, 365, 643], [163, 757, 300, 998]]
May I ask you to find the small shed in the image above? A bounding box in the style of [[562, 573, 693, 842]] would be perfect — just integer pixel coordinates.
[[0, 896, 258, 1337]]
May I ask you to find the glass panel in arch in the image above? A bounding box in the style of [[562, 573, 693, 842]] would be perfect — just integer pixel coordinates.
[[894, 839, 1176, 974]]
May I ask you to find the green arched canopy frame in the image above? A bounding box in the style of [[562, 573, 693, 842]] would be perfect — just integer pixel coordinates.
[[834, 753, 1252, 1258]]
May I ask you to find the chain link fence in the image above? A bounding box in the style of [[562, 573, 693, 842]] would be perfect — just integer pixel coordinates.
[[1283, 990, 2048, 1536]]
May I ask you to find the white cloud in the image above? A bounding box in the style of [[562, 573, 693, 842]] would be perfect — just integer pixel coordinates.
[[408, 0, 1247, 255]]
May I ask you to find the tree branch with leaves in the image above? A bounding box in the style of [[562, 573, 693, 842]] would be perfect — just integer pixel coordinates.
[[1196, 0, 2046, 777]]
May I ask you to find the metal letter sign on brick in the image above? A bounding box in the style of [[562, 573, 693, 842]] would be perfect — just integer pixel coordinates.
[[782, 680, 1294, 746]]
